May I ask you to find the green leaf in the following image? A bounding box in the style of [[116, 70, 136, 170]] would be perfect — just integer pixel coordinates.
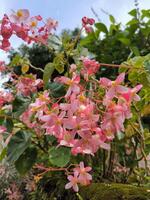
[[80, 32, 96, 46], [7, 131, 31, 163], [118, 38, 131, 45], [141, 9, 150, 19], [15, 147, 37, 175], [11, 54, 23, 66], [47, 82, 66, 98], [144, 59, 150, 73], [95, 23, 108, 34], [53, 53, 65, 73], [109, 15, 115, 24], [3, 118, 14, 132], [126, 19, 139, 26], [12, 95, 31, 118], [0, 147, 7, 162], [130, 46, 140, 56], [49, 146, 71, 167], [43, 63, 54, 87], [48, 35, 62, 52], [128, 9, 137, 17]]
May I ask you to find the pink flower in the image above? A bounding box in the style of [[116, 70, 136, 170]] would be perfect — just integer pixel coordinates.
[[65, 171, 79, 192], [0, 91, 13, 108], [55, 73, 80, 98], [74, 162, 92, 186], [9, 9, 30, 23], [99, 73, 127, 104], [0, 61, 6, 72], [82, 17, 95, 33], [0, 126, 6, 134], [15, 75, 43, 96], [45, 18, 58, 32], [28, 17, 38, 30], [40, 111, 65, 139], [81, 58, 100, 80], [121, 84, 142, 103]]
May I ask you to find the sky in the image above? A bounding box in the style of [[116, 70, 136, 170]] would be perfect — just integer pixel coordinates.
[[0, 0, 149, 61]]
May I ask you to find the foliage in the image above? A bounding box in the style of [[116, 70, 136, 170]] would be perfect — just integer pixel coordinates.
[[0, 7, 150, 199]]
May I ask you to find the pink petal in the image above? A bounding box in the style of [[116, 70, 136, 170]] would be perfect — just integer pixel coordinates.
[[65, 182, 73, 189], [116, 73, 125, 84], [73, 184, 79, 192], [99, 78, 111, 87]]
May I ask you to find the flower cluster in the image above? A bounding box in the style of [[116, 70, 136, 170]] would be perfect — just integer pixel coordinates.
[[65, 162, 92, 192], [0, 9, 57, 51], [0, 90, 13, 108], [81, 57, 100, 80], [20, 62, 142, 157], [100, 73, 142, 139], [82, 16, 95, 33], [14, 75, 43, 96], [0, 61, 6, 72]]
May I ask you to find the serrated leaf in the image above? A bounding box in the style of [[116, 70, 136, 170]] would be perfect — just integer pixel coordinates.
[[49, 146, 71, 167], [43, 62, 54, 86], [7, 131, 31, 163], [15, 147, 37, 175]]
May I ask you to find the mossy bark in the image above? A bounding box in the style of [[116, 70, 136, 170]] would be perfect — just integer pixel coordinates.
[[80, 183, 150, 200]]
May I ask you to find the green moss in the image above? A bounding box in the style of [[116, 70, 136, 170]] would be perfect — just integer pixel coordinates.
[[80, 183, 150, 200]]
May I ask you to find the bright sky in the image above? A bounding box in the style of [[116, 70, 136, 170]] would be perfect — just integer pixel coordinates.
[[0, 0, 149, 61]]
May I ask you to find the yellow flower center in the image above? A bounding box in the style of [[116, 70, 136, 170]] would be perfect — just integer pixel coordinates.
[[79, 95, 86, 102], [31, 21, 37, 27], [17, 10, 23, 17], [66, 80, 73, 86], [56, 119, 61, 125]]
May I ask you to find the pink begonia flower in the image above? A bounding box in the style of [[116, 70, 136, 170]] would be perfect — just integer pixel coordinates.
[[40, 111, 65, 139], [82, 17, 95, 26], [82, 58, 100, 75], [30, 91, 50, 113], [28, 17, 38, 30], [99, 73, 127, 104], [55, 73, 80, 98], [45, 18, 58, 32], [9, 9, 30, 23], [73, 162, 92, 186], [65, 171, 79, 192], [101, 102, 126, 136], [0, 61, 6, 72], [59, 130, 76, 147], [20, 108, 36, 128], [82, 17, 95, 33], [35, 15, 42, 21], [11, 23, 29, 42], [15, 76, 43, 96], [70, 64, 77, 73], [121, 84, 142, 103], [0, 126, 6, 134], [0, 91, 14, 108], [0, 15, 13, 51]]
